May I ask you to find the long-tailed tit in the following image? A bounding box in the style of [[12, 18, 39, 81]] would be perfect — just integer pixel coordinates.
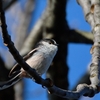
[[0, 39, 58, 90]]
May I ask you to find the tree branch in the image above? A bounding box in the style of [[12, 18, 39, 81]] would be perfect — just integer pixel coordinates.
[[77, 0, 100, 87], [48, 84, 98, 99], [67, 29, 93, 44]]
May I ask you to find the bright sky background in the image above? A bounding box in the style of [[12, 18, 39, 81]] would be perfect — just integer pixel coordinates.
[[0, 0, 100, 100]]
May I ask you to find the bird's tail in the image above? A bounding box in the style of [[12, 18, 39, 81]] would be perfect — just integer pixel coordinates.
[[0, 71, 22, 90]]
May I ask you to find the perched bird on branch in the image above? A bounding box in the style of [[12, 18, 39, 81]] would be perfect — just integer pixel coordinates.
[[0, 39, 58, 90]]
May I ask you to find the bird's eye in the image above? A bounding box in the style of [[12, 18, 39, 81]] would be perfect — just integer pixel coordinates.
[[42, 39, 57, 45], [49, 41, 52, 44]]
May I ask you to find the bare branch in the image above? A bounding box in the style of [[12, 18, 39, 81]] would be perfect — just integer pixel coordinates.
[[90, 0, 100, 86], [77, 0, 100, 96], [67, 29, 93, 44], [48, 84, 99, 99]]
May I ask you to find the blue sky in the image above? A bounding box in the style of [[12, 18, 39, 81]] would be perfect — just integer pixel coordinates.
[[1, 0, 100, 100]]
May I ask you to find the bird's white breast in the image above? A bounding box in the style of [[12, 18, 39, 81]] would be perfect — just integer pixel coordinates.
[[26, 45, 57, 75]]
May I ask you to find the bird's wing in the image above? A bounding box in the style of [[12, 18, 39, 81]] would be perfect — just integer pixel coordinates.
[[9, 49, 37, 77]]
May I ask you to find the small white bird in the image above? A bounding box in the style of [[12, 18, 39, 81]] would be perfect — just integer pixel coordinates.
[[0, 39, 58, 90]]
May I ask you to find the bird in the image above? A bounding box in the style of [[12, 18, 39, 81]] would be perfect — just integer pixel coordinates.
[[0, 39, 58, 90]]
